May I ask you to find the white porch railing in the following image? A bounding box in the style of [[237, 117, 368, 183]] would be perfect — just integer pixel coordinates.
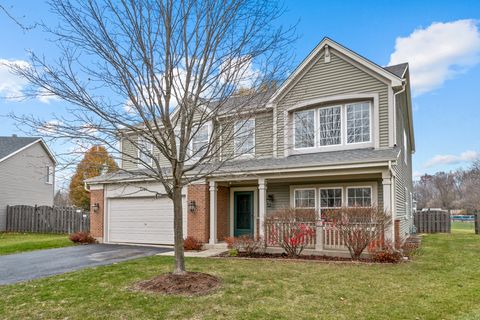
[[265, 220, 316, 249], [322, 221, 346, 250]]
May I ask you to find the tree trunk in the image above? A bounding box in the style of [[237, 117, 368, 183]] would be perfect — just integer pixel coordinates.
[[172, 185, 186, 275]]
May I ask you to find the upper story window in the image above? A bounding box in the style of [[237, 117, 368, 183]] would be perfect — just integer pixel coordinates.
[[293, 101, 372, 152], [319, 106, 342, 146], [294, 110, 315, 149], [234, 119, 255, 156], [346, 102, 371, 143], [46, 166, 54, 184], [191, 124, 210, 158], [137, 137, 153, 168]]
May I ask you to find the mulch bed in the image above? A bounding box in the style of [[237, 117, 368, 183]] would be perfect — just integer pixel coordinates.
[[134, 272, 221, 296], [218, 252, 375, 263]]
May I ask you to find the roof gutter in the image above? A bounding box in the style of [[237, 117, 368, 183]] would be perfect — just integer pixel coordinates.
[[393, 81, 406, 146]]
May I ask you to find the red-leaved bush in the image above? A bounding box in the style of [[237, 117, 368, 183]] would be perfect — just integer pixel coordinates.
[[224, 236, 235, 249], [266, 208, 316, 257], [69, 232, 97, 244], [183, 236, 203, 251], [369, 241, 403, 263]]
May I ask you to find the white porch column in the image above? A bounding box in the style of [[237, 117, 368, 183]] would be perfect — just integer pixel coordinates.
[[258, 178, 267, 239], [382, 171, 394, 241], [209, 180, 217, 245]]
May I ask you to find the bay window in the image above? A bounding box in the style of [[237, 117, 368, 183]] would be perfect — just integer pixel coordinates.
[[234, 119, 255, 156]]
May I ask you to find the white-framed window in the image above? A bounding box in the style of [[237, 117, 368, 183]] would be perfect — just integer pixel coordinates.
[[46, 165, 54, 184], [137, 136, 153, 168], [294, 110, 315, 149], [294, 188, 316, 208], [347, 187, 372, 207], [292, 101, 372, 151], [234, 119, 255, 156], [191, 124, 210, 158], [346, 102, 371, 144], [319, 188, 342, 208], [318, 106, 342, 146]]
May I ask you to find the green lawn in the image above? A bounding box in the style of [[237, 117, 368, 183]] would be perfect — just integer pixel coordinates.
[[0, 233, 73, 256], [0, 231, 479, 319], [452, 221, 475, 233]]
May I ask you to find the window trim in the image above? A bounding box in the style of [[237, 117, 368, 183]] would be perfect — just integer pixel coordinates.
[[346, 186, 373, 208], [45, 165, 54, 185], [318, 105, 342, 147], [293, 109, 316, 150], [189, 122, 212, 160], [345, 102, 373, 146], [293, 188, 317, 209], [319, 187, 343, 209], [292, 101, 373, 152], [234, 118, 256, 157], [137, 136, 153, 168]]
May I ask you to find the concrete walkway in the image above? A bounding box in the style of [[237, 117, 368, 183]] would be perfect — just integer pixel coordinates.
[[157, 248, 227, 257]]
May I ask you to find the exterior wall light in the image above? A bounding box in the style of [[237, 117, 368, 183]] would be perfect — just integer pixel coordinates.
[[189, 200, 197, 213], [92, 203, 100, 213]]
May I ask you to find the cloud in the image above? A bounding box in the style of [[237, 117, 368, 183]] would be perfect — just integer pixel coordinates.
[[424, 150, 480, 168], [0, 59, 29, 101], [37, 87, 60, 104], [389, 19, 480, 95], [38, 120, 63, 136]]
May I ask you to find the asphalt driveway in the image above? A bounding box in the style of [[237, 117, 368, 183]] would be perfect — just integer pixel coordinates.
[[0, 244, 172, 285]]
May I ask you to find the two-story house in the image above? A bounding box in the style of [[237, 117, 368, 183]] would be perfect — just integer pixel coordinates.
[[86, 38, 414, 254], [0, 136, 56, 231]]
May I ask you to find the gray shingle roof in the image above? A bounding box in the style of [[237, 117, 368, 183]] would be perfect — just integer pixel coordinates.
[[0, 136, 41, 160], [384, 63, 408, 78], [86, 147, 400, 184]]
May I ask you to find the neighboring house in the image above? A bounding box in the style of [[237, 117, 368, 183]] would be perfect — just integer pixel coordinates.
[[0, 136, 56, 231], [86, 38, 415, 254]]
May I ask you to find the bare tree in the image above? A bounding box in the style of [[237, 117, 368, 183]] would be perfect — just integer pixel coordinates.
[[5, 0, 294, 275]]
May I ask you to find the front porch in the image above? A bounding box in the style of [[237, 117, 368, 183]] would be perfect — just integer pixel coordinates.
[[188, 166, 395, 256]]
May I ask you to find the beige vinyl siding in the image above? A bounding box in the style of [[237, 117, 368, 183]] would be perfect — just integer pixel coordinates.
[[276, 49, 390, 155], [221, 110, 274, 159], [0, 143, 55, 231], [392, 86, 414, 238], [121, 135, 170, 170], [266, 184, 290, 214]]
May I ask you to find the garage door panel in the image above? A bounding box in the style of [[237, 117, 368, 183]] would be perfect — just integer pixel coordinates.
[[108, 197, 181, 245]]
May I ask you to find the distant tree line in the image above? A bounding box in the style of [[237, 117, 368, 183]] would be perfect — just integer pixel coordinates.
[[414, 160, 480, 212]]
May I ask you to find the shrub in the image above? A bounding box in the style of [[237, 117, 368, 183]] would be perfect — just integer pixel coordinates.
[[266, 208, 316, 257], [183, 236, 203, 251], [232, 235, 263, 255], [69, 232, 96, 244], [224, 236, 235, 249], [228, 248, 238, 257], [324, 206, 391, 260], [370, 242, 403, 263]]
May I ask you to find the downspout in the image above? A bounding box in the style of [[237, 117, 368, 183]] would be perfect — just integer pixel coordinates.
[[388, 160, 396, 241], [392, 81, 406, 146], [84, 182, 90, 193]]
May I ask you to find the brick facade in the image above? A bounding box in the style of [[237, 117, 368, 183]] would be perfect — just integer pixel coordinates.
[[217, 186, 229, 241], [90, 188, 105, 242], [187, 184, 210, 242]]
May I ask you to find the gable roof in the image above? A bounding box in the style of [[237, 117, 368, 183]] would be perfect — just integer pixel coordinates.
[[268, 37, 404, 104], [384, 63, 409, 78], [0, 136, 57, 164]]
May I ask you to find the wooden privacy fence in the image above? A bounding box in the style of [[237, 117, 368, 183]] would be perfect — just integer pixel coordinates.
[[414, 210, 451, 233], [6, 205, 90, 234]]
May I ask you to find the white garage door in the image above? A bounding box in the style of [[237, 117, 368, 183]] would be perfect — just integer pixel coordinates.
[[108, 196, 183, 245]]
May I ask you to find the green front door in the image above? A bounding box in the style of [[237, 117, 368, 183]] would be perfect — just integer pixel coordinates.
[[234, 191, 254, 237]]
